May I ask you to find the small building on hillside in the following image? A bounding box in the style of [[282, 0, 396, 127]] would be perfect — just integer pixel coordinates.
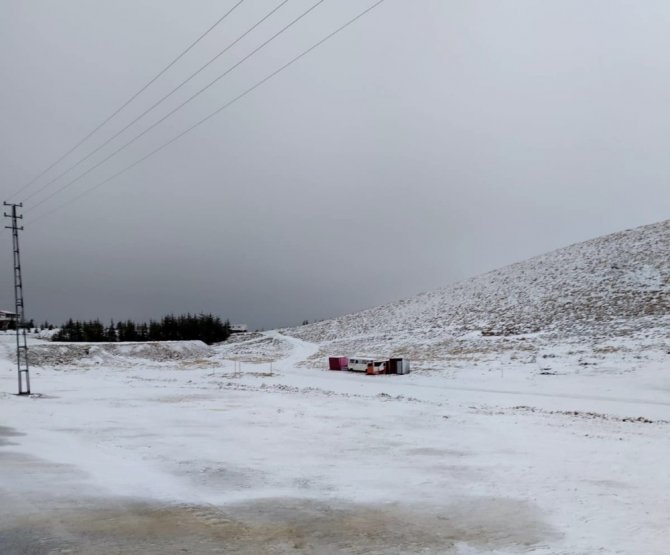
[[0, 310, 17, 331], [230, 324, 248, 334]]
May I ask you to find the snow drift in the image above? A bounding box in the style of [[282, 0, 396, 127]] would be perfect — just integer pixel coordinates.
[[25, 341, 213, 367]]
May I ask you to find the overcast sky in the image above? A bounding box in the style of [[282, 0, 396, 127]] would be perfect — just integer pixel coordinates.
[[1, 0, 669, 329]]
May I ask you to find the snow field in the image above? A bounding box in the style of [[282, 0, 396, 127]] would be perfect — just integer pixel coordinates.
[[1, 332, 669, 553]]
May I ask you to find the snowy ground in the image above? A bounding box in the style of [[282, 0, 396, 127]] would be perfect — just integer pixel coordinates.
[[1, 332, 669, 554]]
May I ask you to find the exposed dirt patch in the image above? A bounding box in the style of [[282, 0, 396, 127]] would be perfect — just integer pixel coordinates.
[[180, 358, 220, 368], [511, 405, 667, 424], [0, 496, 558, 554]]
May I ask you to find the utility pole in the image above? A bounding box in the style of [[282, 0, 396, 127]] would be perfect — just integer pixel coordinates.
[[3, 202, 30, 395]]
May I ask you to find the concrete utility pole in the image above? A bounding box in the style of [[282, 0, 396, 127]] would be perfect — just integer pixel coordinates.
[[3, 202, 30, 395]]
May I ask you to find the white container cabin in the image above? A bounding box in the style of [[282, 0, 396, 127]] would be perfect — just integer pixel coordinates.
[[348, 356, 387, 373]]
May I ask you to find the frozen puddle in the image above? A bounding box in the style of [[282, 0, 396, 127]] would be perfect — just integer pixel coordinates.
[[0, 495, 556, 554]]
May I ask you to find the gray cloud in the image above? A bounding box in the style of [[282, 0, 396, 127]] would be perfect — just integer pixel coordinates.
[[1, 0, 669, 329]]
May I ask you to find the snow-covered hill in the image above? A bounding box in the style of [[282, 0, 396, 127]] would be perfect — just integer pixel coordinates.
[[283, 219, 669, 371]]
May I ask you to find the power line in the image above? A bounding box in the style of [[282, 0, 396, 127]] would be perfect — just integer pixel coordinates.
[[25, 0, 328, 213], [22, 0, 290, 204], [29, 0, 387, 225], [6, 0, 247, 201]]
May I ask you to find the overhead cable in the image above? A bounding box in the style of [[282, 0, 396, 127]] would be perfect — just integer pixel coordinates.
[[25, 0, 328, 211], [7, 0, 247, 201], [22, 0, 289, 204], [29, 0, 387, 224]]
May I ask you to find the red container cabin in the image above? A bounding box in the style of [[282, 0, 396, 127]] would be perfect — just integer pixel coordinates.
[[328, 356, 349, 370]]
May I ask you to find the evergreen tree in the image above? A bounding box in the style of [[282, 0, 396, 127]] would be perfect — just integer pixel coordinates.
[[53, 313, 232, 344]]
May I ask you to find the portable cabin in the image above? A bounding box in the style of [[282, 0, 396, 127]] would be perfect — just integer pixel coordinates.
[[328, 356, 349, 371], [366, 360, 387, 375], [388, 357, 411, 375], [348, 356, 386, 373]]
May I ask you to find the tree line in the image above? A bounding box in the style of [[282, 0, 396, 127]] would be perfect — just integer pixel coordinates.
[[52, 313, 231, 345]]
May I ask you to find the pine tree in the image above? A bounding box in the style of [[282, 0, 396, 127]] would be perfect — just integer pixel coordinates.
[[106, 320, 117, 342]]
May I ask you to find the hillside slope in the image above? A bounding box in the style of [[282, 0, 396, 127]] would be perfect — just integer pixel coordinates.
[[283, 219, 669, 371]]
